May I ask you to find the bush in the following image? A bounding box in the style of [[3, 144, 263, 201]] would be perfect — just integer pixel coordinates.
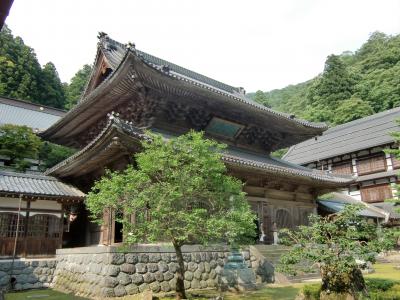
[[302, 284, 321, 300], [365, 278, 399, 292], [301, 281, 400, 300]]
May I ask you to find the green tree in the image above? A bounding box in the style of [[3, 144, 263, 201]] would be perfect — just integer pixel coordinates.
[[86, 131, 256, 299], [40, 62, 66, 108], [64, 64, 92, 109], [277, 205, 395, 298], [0, 124, 42, 171], [333, 97, 374, 125], [38, 142, 76, 170], [0, 25, 67, 108], [307, 54, 356, 111], [253, 90, 271, 108]]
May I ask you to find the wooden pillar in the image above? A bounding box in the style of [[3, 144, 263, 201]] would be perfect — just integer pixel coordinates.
[[59, 204, 65, 249], [23, 199, 30, 258]]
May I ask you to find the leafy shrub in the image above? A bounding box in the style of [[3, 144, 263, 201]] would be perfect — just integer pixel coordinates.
[[302, 284, 321, 300], [366, 278, 399, 292]]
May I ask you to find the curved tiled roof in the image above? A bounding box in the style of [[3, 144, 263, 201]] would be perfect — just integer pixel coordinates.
[[46, 115, 354, 186], [0, 171, 85, 199], [0, 96, 64, 131], [99, 35, 327, 130], [284, 107, 400, 164]]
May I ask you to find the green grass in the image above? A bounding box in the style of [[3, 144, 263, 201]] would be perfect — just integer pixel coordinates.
[[5, 289, 87, 300], [365, 263, 400, 281]]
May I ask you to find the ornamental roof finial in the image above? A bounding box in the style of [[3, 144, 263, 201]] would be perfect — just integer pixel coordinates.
[[97, 32, 108, 40], [126, 41, 136, 51]]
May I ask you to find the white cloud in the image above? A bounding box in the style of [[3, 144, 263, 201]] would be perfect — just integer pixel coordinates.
[[6, 0, 400, 91]]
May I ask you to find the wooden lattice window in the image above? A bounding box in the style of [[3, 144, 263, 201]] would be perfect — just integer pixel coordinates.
[[27, 214, 61, 238], [360, 184, 393, 203], [0, 213, 25, 238], [392, 156, 400, 169], [356, 155, 386, 175], [331, 162, 353, 175], [276, 209, 292, 229]]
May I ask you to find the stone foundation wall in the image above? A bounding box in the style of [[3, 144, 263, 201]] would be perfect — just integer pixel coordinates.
[[52, 245, 251, 298], [0, 259, 56, 291]]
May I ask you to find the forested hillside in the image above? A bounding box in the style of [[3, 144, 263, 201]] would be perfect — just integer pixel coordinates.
[[0, 25, 91, 109], [250, 32, 400, 126]]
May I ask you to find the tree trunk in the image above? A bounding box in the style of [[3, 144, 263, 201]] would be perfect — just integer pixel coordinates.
[[173, 242, 187, 300]]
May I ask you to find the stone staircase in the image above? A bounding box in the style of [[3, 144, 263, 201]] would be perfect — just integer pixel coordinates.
[[253, 244, 321, 283]]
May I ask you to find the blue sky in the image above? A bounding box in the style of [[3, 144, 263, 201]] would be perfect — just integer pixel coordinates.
[[6, 0, 400, 92]]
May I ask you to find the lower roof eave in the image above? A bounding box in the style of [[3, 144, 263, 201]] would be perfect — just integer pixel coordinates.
[[224, 158, 354, 189]]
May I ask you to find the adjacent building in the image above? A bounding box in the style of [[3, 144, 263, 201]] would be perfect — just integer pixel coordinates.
[[41, 33, 353, 247], [0, 97, 86, 258], [284, 107, 400, 218]]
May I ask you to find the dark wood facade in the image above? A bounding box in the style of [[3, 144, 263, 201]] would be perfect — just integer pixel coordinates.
[[0, 198, 63, 258], [40, 34, 353, 246]]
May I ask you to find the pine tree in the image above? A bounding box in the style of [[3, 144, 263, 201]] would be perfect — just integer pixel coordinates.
[[40, 62, 66, 108], [0, 25, 67, 108]]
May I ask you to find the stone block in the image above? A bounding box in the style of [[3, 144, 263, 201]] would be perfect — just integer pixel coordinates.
[[191, 279, 200, 289], [201, 273, 209, 281], [207, 278, 216, 288], [117, 272, 131, 285], [114, 284, 127, 297], [161, 253, 171, 263], [184, 280, 191, 289], [138, 253, 149, 263], [187, 262, 197, 272], [22, 266, 34, 274], [120, 263, 135, 274], [158, 261, 168, 273], [209, 260, 217, 268], [102, 277, 118, 288], [101, 287, 115, 298], [160, 281, 171, 292], [149, 253, 161, 263], [193, 253, 202, 263], [104, 265, 120, 277], [89, 263, 102, 275], [143, 272, 155, 283], [169, 278, 177, 289], [217, 258, 224, 266], [22, 283, 33, 290], [184, 271, 193, 281], [147, 263, 158, 273], [38, 261, 47, 268], [131, 273, 144, 285], [125, 283, 139, 295], [154, 271, 164, 282], [204, 262, 211, 273], [183, 253, 191, 262], [200, 280, 208, 289], [125, 253, 139, 264], [193, 270, 202, 280], [163, 271, 174, 281], [47, 260, 56, 268], [136, 263, 147, 274], [168, 262, 178, 273], [198, 262, 205, 273], [149, 281, 161, 293], [0, 274, 10, 286], [108, 253, 125, 265], [138, 283, 149, 293]]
